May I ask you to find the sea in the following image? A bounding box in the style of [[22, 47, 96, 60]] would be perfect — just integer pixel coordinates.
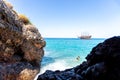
[[40, 38, 105, 74]]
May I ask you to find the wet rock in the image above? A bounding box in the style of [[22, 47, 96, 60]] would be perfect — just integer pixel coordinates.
[[38, 70, 83, 80], [0, 0, 45, 80], [37, 36, 120, 80]]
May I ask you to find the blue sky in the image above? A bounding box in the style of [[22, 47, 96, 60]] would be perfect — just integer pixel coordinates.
[[7, 0, 120, 38]]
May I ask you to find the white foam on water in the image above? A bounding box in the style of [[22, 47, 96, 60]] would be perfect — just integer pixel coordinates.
[[34, 60, 71, 80], [44, 50, 50, 56], [40, 60, 71, 74]]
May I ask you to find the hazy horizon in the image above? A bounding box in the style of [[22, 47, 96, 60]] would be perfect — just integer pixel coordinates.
[[7, 0, 120, 38]]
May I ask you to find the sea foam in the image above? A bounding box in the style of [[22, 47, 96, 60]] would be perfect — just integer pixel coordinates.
[[34, 60, 71, 80], [40, 60, 71, 74]]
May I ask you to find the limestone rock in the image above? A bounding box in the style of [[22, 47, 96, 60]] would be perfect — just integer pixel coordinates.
[[37, 36, 120, 80], [0, 0, 45, 80]]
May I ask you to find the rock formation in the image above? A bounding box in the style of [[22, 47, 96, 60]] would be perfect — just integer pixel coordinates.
[[0, 0, 45, 80], [37, 36, 120, 80]]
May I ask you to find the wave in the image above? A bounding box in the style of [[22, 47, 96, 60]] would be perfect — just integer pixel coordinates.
[[44, 50, 51, 56], [40, 60, 71, 74], [41, 57, 55, 67], [34, 60, 71, 80]]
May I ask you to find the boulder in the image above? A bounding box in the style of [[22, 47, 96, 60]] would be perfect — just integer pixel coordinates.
[[37, 36, 120, 80], [0, 0, 45, 80]]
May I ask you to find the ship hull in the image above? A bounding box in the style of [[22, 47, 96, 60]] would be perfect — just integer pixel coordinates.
[[79, 36, 91, 39]]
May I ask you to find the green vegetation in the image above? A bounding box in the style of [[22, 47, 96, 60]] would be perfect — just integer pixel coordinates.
[[18, 14, 31, 25]]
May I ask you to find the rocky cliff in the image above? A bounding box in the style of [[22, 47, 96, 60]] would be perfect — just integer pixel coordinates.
[[0, 0, 45, 80], [37, 36, 120, 80]]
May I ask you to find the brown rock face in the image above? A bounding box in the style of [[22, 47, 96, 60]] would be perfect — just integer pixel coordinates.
[[0, 0, 45, 80]]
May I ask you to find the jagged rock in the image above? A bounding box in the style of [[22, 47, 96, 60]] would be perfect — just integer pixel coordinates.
[[0, 0, 45, 80], [37, 36, 120, 80]]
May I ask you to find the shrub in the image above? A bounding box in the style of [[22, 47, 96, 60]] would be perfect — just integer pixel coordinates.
[[18, 14, 31, 25]]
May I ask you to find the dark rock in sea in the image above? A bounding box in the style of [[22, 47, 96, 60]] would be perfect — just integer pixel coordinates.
[[37, 36, 120, 80], [0, 0, 45, 80]]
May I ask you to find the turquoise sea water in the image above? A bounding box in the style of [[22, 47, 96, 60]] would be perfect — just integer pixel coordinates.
[[40, 38, 105, 74]]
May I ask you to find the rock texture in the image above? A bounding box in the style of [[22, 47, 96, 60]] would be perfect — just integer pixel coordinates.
[[0, 0, 45, 80], [37, 36, 120, 80]]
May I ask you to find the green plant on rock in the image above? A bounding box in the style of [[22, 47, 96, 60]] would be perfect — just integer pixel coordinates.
[[18, 14, 31, 25]]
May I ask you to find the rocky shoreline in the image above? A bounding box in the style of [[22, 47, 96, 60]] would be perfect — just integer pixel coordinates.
[[1, 0, 120, 80], [37, 36, 120, 80]]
